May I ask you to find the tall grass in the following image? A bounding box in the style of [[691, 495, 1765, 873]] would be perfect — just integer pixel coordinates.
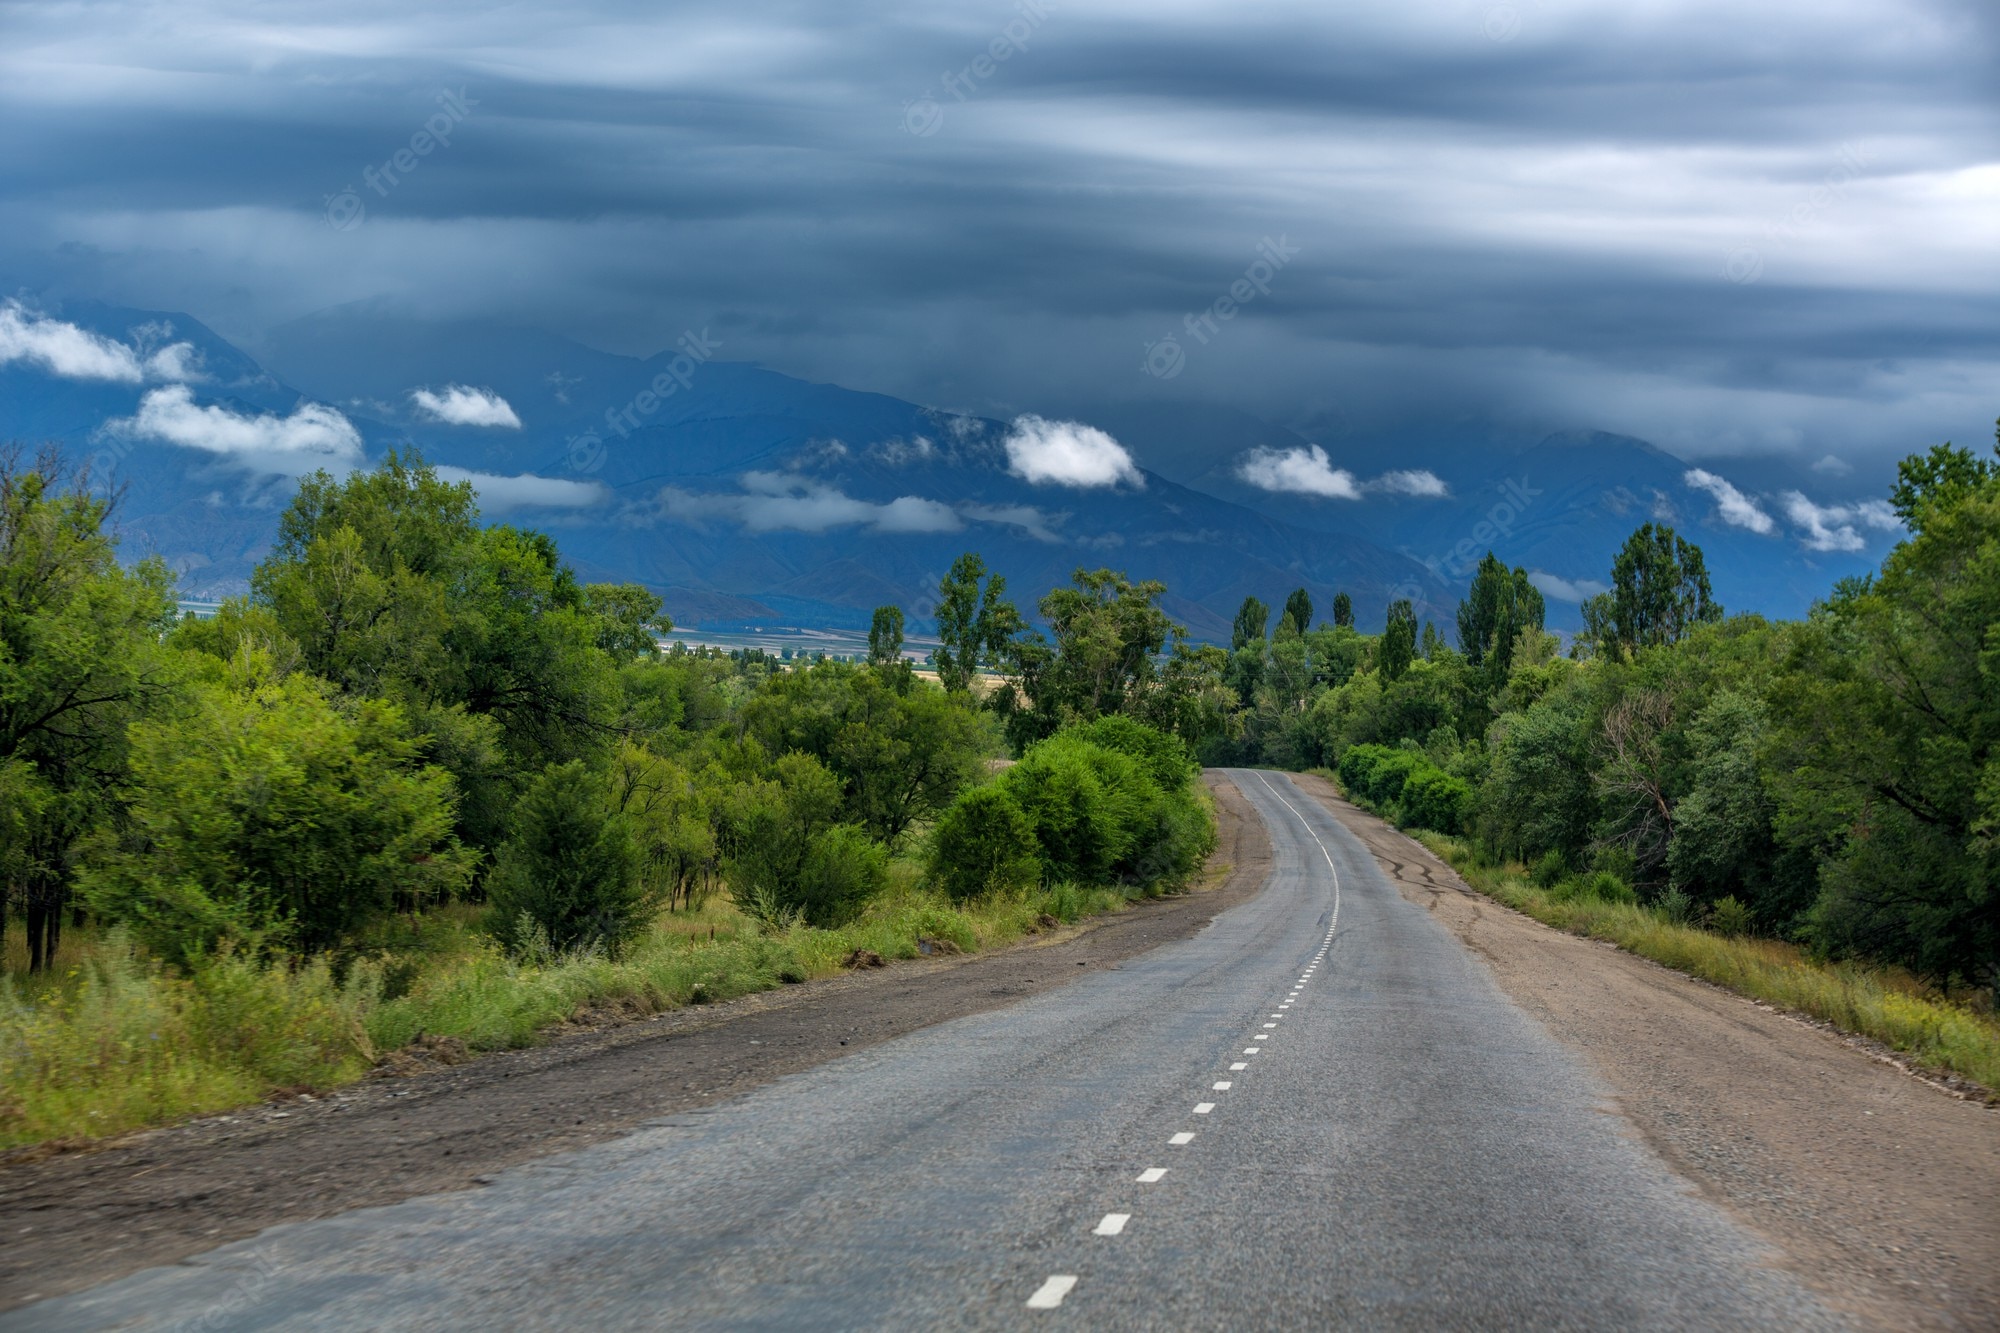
[[1413, 831, 2000, 1096], [0, 876, 1132, 1152]]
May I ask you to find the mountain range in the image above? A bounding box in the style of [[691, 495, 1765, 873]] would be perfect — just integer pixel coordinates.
[[0, 297, 1897, 640]]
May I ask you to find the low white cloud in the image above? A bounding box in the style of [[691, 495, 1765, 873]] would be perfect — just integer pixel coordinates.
[[0, 301, 201, 384], [1529, 571, 1610, 603], [1237, 446, 1444, 500], [410, 384, 522, 428], [108, 385, 362, 475], [1237, 444, 1359, 499], [1810, 454, 1854, 476], [1003, 415, 1141, 488], [1781, 492, 1901, 552], [1368, 469, 1448, 498], [1684, 468, 1776, 534], [963, 502, 1063, 542], [433, 465, 609, 512], [660, 473, 963, 534]]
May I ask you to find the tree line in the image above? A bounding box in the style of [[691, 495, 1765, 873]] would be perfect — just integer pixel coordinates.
[[0, 449, 1215, 973], [1200, 430, 1998, 989]]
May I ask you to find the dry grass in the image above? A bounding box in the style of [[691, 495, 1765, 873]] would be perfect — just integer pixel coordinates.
[[0, 876, 1130, 1152], [1413, 831, 2000, 1096]]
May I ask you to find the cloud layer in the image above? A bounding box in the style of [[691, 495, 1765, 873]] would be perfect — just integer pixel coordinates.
[[1, 0, 1994, 477], [433, 465, 607, 511], [1781, 492, 1900, 552], [660, 472, 964, 534]]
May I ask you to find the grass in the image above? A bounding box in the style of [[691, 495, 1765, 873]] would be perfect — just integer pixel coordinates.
[[1408, 829, 2000, 1096], [0, 872, 1140, 1153]]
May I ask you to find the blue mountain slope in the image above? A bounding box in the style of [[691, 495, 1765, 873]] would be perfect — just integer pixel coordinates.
[[3, 302, 1449, 639]]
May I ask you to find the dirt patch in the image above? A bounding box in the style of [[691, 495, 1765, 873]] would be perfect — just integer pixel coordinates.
[[1289, 771, 2000, 1332], [0, 773, 1268, 1312]]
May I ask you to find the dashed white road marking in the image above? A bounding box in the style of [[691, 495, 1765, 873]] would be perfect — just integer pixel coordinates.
[[1027, 1276, 1078, 1309], [1170, 1132, 1195, 1145], [1213, 1081, 1232, 1090], [1193, 1102, 1215, 1114], [1230, 1061, 1247, 1070], [1094, 1213, 1130, 1236], [1243, 1047, 1260, 1054], [1263, 1022, 1278, 1028], [1136, 1168, 1168, 1183]]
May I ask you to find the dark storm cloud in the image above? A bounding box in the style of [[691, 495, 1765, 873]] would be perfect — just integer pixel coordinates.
[[1, 0, 1994, 478]]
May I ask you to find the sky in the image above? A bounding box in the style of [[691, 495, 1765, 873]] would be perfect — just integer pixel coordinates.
[[2, 0, 1995, 482]]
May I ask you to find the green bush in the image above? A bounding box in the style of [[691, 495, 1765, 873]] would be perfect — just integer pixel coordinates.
[[486, 760, 652, 954], [1530, 850, 1570, 888], [997, 724, 1213, 893], [930, 785, 1041, 902], [1708, 895, 1753, 938], [82, 653, 474, 965], [790, 824, 889, 927], [1400, 767, 1473, 834], [1068, 715, 1196, 791], [1338, 743, 1468, 833]]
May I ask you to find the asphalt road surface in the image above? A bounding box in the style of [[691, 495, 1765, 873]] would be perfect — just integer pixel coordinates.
[[6, 771, 1842, 1330]]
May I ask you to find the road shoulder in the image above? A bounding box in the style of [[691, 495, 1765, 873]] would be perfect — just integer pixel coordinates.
[[1289, 770, 2000, 1331], [0, 774, 1271, 1311]]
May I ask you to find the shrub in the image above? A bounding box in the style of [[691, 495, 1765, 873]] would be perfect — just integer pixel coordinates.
[[82, 653, 474, 965], [486, 761, 652, 955], [1068, 715, 1196, 791], [1400, 767, 1473, 834], [1655, 886, 1696, 925], [791, 824, 889, 927], [1709, 895, 1753, 938], [930, 785, 1041, 902], [1000, 733, 1147, 884], [1530, 850, 1570, 889]]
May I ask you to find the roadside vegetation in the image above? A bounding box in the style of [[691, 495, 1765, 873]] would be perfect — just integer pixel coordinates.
[[1198, 425, 1997, 1091], [5, 419, 1996, 1146], [0, 447, 1216, 1149]]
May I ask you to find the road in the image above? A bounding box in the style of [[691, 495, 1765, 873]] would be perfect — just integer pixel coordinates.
[[5, 771, 1841, 1329]]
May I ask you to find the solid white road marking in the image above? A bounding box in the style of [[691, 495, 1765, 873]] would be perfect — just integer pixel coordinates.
[[1137, 1168, 1168, 1183], [1194, 1102, 1215, 1114], [1213, 1081, 1232, 1090], [1027, 1276, 1078, 1309], [1094, 1214, 1130, 1236], [1171, 1132, 1195, 1145]]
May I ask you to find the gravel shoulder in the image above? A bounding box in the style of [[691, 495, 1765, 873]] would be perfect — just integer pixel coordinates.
[[1288, 771, 2000, 1332], [0, 774, 1269, 1311]]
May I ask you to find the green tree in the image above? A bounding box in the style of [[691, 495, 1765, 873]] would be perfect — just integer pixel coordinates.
[[739, 660, 991, 843], [1770, 457, 2000, 981], [0, 449, 180, 969], [1281, 588, 1313, 637], [1230, 596, 1269, 650], [486, 759, 650, 954], [1455, 552, 1546, 674], [931, 553, 1020, 692], [84, 651, 473, 964], [1331, 592, 1354, 628], [1379, 599, 1417, 681], [585, 583, 671, 659], [1590, 523, 1723, 657], [868, 604, 905, 667]]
